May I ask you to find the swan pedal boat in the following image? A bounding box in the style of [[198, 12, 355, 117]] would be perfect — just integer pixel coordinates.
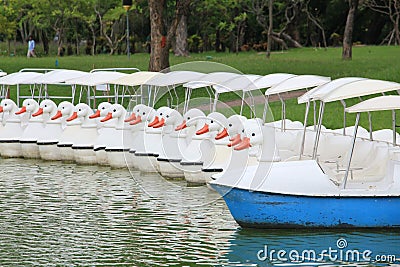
[[210, 96, 400, 228]]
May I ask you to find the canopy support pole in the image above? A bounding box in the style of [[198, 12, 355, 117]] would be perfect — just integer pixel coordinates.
[[240, 91, 245, 116], [312, 101, 325, 160], [262, 96, 270, 123], [340, 100, 347, 135], [393, 110, 397, 146], [342, 112, 360, 189], [299, 100, 310, 159], [278, 94, 285, 131], [212, 92, 219, 112], [313, 101, 317, 130]]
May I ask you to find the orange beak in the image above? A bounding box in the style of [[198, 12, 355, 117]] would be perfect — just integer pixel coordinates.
[[175, 120, 187, 131], [32, 108, 43, 117], [215, 128, 228, 140], [124, 112, 137, 122], [0, 106, 3, 113], [100, 112, 113, 122], [234, 137, 252, 150], [153, 118, 165, 128], [130, 115, 142, 125], [89, 110, 101, 119], [51, 110, 62, 120], [66, 111, 78, 122], [15, 106, 26, 115], [148, 116, 159, 127], [228, 134, 242, 147], [196, 124, 209, 135]]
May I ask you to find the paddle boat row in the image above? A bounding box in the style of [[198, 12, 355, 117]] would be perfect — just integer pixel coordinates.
[[1, 67, 400, 229], [210, 78, 400, 228]]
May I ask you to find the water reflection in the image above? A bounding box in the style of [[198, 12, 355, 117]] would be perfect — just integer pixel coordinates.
[[222, 228, 400, 266], [0, 158, 398, 266]]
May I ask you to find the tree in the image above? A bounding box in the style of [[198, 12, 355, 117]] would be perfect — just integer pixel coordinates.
[[342, 0, 359, 60], [96, 6, 126, 55], [174, 1, 190, 56], [148, 0, 191, 71], [248, 0, 302, 52], [0, 1, 18, 55], [364, 0, 400, 45]]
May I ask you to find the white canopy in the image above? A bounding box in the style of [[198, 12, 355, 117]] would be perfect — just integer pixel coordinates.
[[265, 75, 331, 96], [346, 95, 400, 113], [0, 72, 44, 85], [110, 71, 161, 86], [183, 72, 243, 89], [254, 73, 296, 90], [145, 71, 204, 87], [212, 74, 262, 93], [320, 79, 400, 103], [298, 77, 367, 104], [31, 69, 88, 84], [0, 72, 7, 77], [64, 71, 128, 86]]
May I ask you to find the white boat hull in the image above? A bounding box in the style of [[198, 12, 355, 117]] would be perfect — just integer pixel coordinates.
[[73, 147, 97, 165], [20, 142, 41, 159], [0, 142, 22, 158], [157, 159, 185, 179], [38, 143, 61, 161]]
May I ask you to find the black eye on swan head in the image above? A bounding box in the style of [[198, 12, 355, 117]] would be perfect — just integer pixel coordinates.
[[252, 133, 255, 136]]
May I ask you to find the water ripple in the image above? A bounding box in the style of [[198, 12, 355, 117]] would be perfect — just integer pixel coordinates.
[[0, 158, 398, 266]]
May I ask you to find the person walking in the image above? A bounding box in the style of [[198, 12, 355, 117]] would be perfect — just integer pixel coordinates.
[[27, 35, 36, 58]]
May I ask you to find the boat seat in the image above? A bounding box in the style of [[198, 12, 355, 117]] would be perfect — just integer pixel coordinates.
[[329, 126, 369, 138], [275, 130, 301, 151], [372, 129, 400, 144], [302, 130, 326, 158], [339, 139, 376, 169], [318, 134, 352, 163]]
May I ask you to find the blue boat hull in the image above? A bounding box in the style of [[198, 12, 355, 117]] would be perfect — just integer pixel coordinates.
[[211, 184, 400, 228]]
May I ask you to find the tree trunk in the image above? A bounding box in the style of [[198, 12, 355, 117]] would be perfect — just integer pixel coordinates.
[[215, 29, 221, 52], [174, 14, 189, 56], [266, 0, 273, 58], [149, 0, 170, 71], [41, 31, 49, 55], [342, 0, 359, 60], [395, 14, 400, 45]]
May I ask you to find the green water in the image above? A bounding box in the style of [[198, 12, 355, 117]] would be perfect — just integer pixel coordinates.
[[0, 158, 398, 266]]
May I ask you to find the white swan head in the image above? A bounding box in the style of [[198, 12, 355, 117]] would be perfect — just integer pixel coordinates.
[[15, 99, 39, 115], [0, 99, 18, 113], [100, 104, 126, 122], [66, 103, 93, 122], [32, 99, 57, 117], [234, 118, 264, 150], [89, 102, 112, 119], [196, 112, 228, 136], [51, 101, 74, 120], [149, 106, 173, 128], [225, 114, 247, 146], [129, 105, 155, 125], [164, 109, 183, 127], [175, 108, 205, 131]]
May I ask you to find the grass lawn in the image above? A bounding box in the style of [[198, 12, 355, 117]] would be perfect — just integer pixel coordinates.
[[1, 45, 400, 131]]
